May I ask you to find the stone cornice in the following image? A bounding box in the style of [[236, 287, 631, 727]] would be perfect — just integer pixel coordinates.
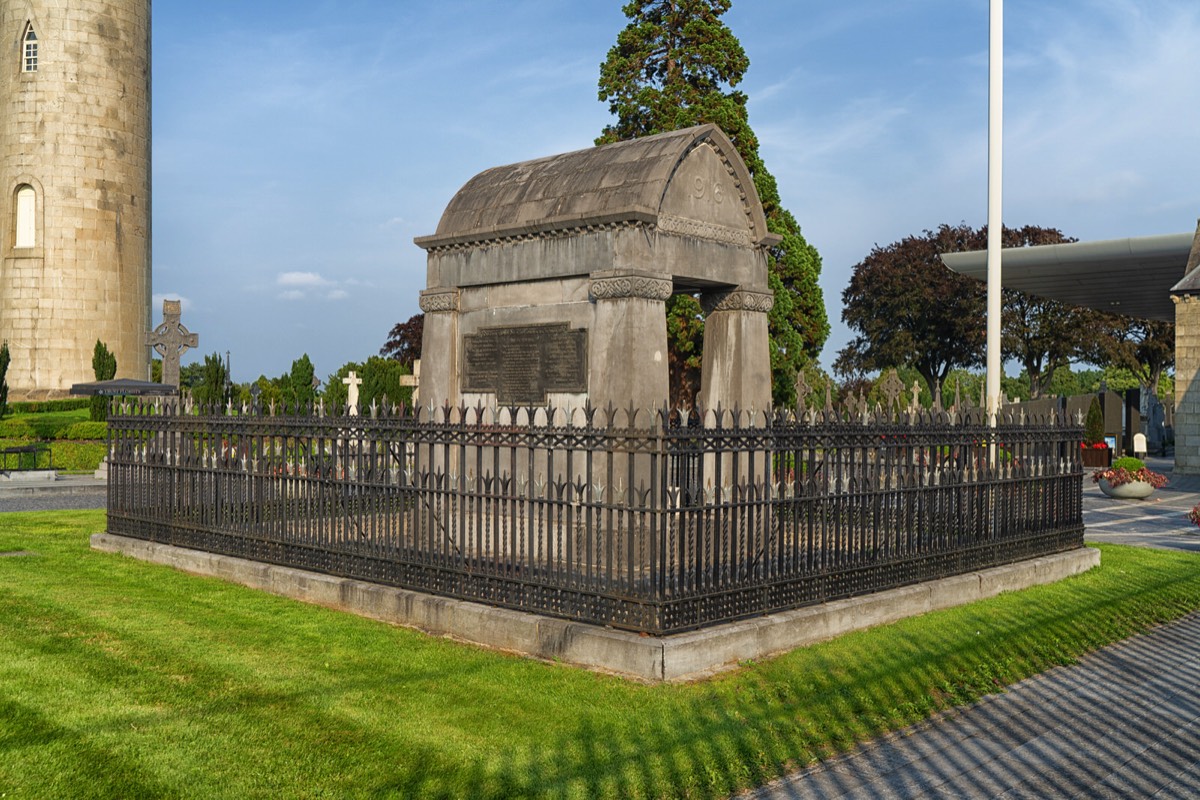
[[415, 213, 656, 254]]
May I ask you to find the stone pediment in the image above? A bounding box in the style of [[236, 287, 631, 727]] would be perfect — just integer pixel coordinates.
[[415, 125, 776, 252]]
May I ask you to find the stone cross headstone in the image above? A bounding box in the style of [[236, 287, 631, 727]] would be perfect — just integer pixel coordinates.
[[792, 369, 810, 415], [146, 299, 198, 388], [397, 359, 421, 406], [343, 370, 362, 415], [880, 369, 904, 414]]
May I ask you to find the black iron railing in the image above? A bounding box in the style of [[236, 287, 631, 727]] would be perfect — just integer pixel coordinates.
[[106, 401, 1083, 634]]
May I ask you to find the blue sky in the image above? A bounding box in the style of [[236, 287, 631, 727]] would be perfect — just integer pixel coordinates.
[[151, 0, 1200, 383]]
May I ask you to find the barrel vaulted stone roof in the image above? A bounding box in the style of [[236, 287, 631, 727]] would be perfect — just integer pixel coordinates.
[[415, 125, 774, 250]]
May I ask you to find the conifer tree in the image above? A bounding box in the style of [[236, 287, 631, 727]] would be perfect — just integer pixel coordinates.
[[0, 341, 9, 419], [597, 0, 828, 405], [90, 339, 117, 421]]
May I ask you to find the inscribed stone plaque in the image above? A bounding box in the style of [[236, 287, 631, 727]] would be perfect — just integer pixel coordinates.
[[463, 323, 587, 404]]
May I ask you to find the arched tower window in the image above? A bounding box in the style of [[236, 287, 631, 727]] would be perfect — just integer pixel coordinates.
[[22, 24, 38, 72], [15, 185, 36, 248]]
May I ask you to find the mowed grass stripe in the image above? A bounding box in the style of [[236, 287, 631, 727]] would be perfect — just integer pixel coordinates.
[[2, 510, 1199, 799]]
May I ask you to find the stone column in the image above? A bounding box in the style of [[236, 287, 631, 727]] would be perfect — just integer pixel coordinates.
[[588, 270, 672, 420], [1174, 293, 1200, 474], [418, 289, 460, 414], [699, 288, 774, 416]]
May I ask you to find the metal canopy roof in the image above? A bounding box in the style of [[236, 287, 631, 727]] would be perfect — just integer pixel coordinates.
[[69, 378, 178, 396], [941, 232, 1195, 321]]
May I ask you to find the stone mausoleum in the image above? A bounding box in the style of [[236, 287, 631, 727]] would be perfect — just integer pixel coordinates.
[[415, 125, 778, 415], [0, 0, 151, 399]]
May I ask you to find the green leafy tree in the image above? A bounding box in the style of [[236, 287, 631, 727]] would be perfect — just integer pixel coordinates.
[[324, 357, 415, 412], [665, 295, 704, 408], [90, 339, 117, 421], [1087, 316, 1175, 397], [597, 0, 828, 402], [233, 375, 285, 411], [0, 341, 9, 419], [323, 361, 364, 410], [191, 352, 229, 408], [838, 223, 1096, 398], [178, 361, 206, 389], [837, 224, 987, 392], [361, 356, 414, 409], [995, 227, 1112, 399], [285, 354, 317, 412]]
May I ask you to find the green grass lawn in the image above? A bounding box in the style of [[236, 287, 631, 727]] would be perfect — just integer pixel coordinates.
[[3, 512, 1200, 799]]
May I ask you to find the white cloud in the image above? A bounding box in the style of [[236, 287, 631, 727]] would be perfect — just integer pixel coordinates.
[[276, 271, 331, 288]]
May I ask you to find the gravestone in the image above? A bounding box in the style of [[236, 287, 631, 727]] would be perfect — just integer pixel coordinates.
[[397, 359, 420, 406], [146, 300, 198, 389], [342, 370, 362, 415], [415, 124, 778, 416]]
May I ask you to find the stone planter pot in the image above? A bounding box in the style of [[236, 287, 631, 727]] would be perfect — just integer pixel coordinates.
[[1081, 447, 1112, 468], [1098, 479, 1155, 500]]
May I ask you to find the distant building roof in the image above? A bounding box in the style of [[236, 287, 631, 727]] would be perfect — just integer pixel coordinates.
[[942, 230, 1197, 321]]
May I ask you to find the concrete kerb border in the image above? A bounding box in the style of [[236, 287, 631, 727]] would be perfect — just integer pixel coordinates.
[[89, 533, 1099, 682]]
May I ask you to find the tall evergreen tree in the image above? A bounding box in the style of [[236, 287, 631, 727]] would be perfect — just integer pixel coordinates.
[[90, 339, 117, 421], [286, 354, 317, 412], [0, 341, 10, 419], [597, 0, 828, 405]]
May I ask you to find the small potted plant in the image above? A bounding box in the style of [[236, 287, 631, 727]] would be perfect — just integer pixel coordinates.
[[1080, 396, 1111, 468], [1093, 456, 1167, 499]]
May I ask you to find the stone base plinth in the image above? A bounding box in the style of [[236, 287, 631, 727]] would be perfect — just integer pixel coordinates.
[[90, 533, 1099, 683]]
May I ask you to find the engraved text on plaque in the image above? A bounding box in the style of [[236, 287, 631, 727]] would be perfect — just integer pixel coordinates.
[[463, 323, 588, 404]]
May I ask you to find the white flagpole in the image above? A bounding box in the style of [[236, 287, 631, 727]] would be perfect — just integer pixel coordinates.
[[986, 0, 1003, 425]]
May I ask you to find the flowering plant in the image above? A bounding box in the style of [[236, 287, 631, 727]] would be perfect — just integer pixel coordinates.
[[1080, 442, 1109, 449], [1092, 456, 1167, 489], [1188, 505, 1200, 529]]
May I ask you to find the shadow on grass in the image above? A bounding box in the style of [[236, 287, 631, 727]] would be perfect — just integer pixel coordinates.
[[5, 530, 1200, 799]]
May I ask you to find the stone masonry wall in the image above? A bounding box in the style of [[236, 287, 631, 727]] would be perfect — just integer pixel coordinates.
[[1173, 294, 1200, 473], [1, 0, 151, 398]]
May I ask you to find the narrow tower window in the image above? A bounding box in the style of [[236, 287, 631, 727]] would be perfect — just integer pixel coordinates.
[[22, 25, 38, 72], [15, 185, 36, 248]]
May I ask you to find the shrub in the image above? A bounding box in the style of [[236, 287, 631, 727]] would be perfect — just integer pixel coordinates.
[[91, 340, 117, 421], [55, 421, 108, 441], [1084, 397, 1105, 445], [0, 419, 35, 439], [1113, 456, 1146, 472], [9, 398, 90, 414], [48, 441, 107, 472]]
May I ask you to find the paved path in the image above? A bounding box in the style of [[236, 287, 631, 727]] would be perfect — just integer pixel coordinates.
[[0, 473, 105, 512], [747, 613, 1200, 799], [1082, 455, 1200, 554], [747, 455, 1200, 799]]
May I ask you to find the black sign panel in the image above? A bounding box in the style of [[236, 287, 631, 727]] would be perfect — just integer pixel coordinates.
[[463, 323, 588, 404]]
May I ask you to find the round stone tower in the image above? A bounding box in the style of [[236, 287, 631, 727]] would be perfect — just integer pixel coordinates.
[[1, 0, 151, 399]]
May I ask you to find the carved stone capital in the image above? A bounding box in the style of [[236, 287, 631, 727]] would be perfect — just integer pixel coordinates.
[[701, 289, 774, 315], [589, 273, 673, 301], [419, 289, 460, 314]]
